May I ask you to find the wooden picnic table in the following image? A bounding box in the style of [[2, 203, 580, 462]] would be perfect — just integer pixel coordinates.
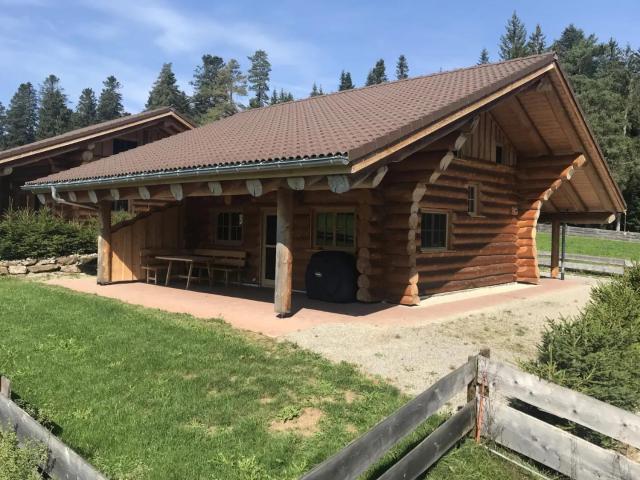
[[155, 255, 213, 290]]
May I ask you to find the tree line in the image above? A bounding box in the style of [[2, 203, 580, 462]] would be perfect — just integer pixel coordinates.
[[480, 11, 640, 231], [0, 50, 409, 153]]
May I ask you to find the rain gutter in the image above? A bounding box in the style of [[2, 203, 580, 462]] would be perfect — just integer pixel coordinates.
[[24, 155, 351, 193]]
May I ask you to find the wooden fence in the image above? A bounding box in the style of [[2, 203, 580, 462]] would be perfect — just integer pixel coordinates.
[[301, 356, 478, 480], [538, 223, 640, 243], [302, 353, 640, 480], [0, 376, 106, 480], [478, 357, 640, 479], [538, 251, 633, 275]]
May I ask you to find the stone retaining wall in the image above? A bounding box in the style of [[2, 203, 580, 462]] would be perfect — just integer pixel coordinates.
[[0, 254, 97, 276]]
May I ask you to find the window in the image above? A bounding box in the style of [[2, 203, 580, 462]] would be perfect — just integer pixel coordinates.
[[467, 184, 479, 216], [421, 212, 448, 249], [113, 138, 138, 154], [216, 212, 243, 243], [315, 212, 355, 248], [495, 144, 504, 165], [111, 200, 129, 212]]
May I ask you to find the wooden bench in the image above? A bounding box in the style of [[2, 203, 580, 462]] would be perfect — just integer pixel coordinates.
[[140, 248, 178, 284], [192, 249, 247, 286]]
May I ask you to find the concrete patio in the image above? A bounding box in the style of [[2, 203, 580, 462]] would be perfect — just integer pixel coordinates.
[[46, 275, 597, 337]]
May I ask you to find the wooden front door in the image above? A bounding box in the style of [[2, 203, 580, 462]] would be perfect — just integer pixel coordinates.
[[261, 212, 277, 287]]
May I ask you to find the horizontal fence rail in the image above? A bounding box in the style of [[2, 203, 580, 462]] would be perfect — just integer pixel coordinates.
[[538, 224, 640, 243], [482, 400, 640, 480], [377, 400, 475, 480], [301, 357, 476, 480], [478, 358, 640, 479], [539, 251, 632, 275], [0, 376, 106, 480]]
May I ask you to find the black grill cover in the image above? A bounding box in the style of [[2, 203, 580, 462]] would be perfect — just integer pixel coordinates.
[[305, 251, 358, 302]]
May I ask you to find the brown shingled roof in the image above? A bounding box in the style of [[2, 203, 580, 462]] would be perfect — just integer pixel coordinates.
[[27, 54, 556, 186], [1, 107, 195, 165]]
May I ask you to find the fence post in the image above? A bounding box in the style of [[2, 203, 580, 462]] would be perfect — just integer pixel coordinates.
[[0, 376, 11, 398], [474, 349, 490, 442]]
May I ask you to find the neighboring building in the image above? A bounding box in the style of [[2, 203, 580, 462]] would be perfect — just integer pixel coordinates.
[[0, 107, 194, 217], [26, 54, 625, 315]]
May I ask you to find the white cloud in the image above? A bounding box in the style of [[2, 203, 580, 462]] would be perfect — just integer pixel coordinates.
[[0, 1, 328, 111], [82, 0, 319, 67]]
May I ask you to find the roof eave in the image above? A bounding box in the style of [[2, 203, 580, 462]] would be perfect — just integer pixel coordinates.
[[0, 109, 195, 167], [23, 154, 351, 193]]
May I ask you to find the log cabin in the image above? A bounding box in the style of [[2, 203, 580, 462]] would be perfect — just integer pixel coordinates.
[[0, 107, 194, 217], [25, 53, 625, 316]]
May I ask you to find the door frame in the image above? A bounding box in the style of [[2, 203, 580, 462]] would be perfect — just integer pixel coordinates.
[[261, 208, 277, 287]]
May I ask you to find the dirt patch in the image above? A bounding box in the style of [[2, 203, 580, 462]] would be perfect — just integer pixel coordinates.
[[344, 391, 360, 404], [182, 373, 197, 380], [284, 276, 599, 403], [259, 396, 274, 405], [269, 407, 324, 437]]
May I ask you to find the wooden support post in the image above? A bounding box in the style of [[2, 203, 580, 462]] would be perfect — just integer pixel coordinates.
[[0, 376, 11, 398], [550, 220, 560, 279], [97, 201, 112, 285], [274, 188, 293, 317]]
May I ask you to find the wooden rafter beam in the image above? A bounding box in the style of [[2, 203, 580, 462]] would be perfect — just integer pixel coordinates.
[[560, 180, 588, 211], [539, 212, 616, 224], [509, 95, 551, 155]]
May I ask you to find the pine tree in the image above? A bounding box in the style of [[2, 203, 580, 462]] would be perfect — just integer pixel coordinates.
[[0, 102, 7, 150], [247, 50, 271, 108], [201, 59, 247, 122], [270, 89, 279, 105], [527, 24, 547, 54], [499, 11, 528, 60], [396, 55, 409, 79], [5, 82, 38, 148], [338, 71, 355, 90], [97, 76, 125, 122], [191, 55, 225, 120], [37, 74, 72, 140], [366, 59, 388, 86], [278, 89, 293, 103], [74, 88, 97, 128], [310, 82, 323, 97], [478, 48, 490, 64], [146, 63, 190, 115]]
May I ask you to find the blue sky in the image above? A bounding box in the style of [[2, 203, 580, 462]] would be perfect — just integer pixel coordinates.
[[1, 0, 639, 113]]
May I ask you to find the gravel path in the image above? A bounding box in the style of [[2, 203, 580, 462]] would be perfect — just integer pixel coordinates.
[[283, 276, 599, 405]]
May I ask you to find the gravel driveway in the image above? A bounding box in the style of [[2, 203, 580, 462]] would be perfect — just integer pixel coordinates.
[[283, 276, 599, 402]]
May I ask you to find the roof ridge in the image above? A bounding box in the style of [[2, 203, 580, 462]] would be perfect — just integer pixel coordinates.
[[228, 52, 557, 116]]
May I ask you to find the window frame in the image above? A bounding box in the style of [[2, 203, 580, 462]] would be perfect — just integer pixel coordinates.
[[313, 208, 357, 251], [420, 209, 450, 251], [467, 183, 481, 217], [495, 143, 504, 165], [214, 210, 244, 245]]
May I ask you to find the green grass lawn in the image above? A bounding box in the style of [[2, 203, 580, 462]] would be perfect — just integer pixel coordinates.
[[537, 232, 640, 260], [0, 278, 537, 479]]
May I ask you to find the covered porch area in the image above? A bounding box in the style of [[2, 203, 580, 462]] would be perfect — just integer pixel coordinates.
[[46, 274, 595, 337], [87, 168, 389, 317]]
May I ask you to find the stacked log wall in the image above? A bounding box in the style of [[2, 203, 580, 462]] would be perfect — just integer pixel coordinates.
[[415, 157, 520, 296]]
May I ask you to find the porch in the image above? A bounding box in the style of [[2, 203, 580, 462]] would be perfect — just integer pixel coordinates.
[[45, 274, 593, 337]]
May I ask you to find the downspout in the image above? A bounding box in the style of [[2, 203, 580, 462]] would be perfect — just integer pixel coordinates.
[[50, 186, 98, 211]]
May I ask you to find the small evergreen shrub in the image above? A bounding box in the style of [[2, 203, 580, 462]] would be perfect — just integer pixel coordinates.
[[524, 265, 640, 443], [0, 208, 97, 260], [0, 429, 46, 480]]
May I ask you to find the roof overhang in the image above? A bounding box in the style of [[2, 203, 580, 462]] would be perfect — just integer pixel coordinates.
[[0, 109, 194, 169], [25, 155, 351, 193]]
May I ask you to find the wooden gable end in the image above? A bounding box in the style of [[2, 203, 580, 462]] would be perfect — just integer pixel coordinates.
[[460, 112, 517, 166]]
